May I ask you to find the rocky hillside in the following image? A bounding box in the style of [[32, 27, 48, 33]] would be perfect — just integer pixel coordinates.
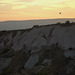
[[0, 22, 75, 75]]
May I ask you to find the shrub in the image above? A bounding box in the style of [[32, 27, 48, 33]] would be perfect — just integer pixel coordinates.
[[65, 21, 70, 24], [56, 22, 61, 25]]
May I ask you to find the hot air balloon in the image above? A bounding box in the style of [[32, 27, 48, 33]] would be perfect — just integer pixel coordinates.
[[59, 12, 61, 14]]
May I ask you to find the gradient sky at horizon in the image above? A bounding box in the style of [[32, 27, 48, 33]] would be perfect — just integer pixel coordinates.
[[0, 0, 75, 22]]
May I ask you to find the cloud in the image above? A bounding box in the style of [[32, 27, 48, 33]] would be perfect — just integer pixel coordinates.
[[0, 3, 8, 6], [12, 5, 27, 10], [0, 3, 8, 4], [16, 0, 34, 2], [0, 0, 75, 11], [43, 7, 56, 10]]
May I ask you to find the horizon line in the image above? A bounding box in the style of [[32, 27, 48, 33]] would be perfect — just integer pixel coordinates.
[[0, 18, 75, 22]]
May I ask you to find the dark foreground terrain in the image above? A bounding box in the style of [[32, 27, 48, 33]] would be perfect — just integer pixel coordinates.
[[0, 21, 75, 75]]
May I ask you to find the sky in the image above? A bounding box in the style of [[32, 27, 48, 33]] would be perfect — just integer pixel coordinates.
[[0, 0, 75, 22]]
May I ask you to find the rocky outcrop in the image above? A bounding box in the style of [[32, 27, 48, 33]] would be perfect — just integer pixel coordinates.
[[0, 23, 75, 75]]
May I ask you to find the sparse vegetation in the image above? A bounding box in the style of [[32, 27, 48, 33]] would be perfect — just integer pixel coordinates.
[[1, 69, 12, 75], [0, 48, 10, 55], [55, 20, 75, 27], [56, 22, 61, 25], [37, 71, 48, 75], [33, 25, 39, 28], [0, 48, 15, 58]]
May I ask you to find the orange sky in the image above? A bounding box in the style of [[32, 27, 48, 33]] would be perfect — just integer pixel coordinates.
[[0, 0, 75, 22]]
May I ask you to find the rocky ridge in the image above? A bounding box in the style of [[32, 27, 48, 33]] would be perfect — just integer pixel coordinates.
[[0, 22, 75, 75]]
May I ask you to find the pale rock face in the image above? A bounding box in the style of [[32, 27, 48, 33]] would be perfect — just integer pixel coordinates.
[[6, 33, 13, 47], [0, 24, 75, 51], [24, 54, 39, 68], [12, 31, 21, 51], [64, 50, 75, 58], [42, 59, 52, 65], [48, 25, 75, 49]]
